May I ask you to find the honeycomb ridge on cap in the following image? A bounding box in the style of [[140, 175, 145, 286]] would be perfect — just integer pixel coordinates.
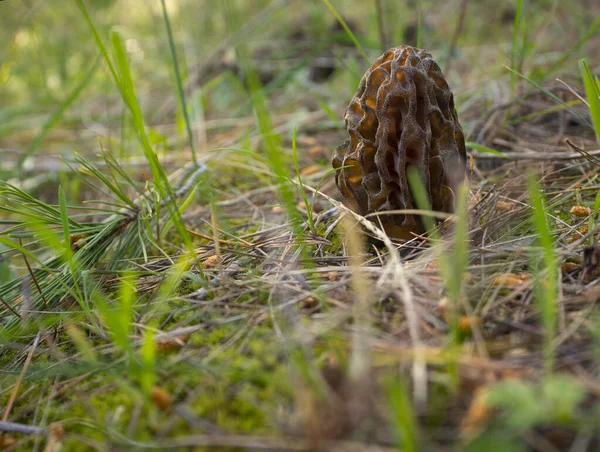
[[332, 45, 467, 239]]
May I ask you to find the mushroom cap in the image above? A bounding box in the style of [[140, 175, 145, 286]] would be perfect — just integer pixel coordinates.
[[332, 45, 466, 239]]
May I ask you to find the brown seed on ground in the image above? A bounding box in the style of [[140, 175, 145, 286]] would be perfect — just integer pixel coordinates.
[[457, 315, 483, 335], [151, 386, 173, 412], [570, 205, 592, 217], [495, 200, 515, 211], [491, 273, 529, 286], [201, 254, 220, 269], [327, 271, 339, 281]]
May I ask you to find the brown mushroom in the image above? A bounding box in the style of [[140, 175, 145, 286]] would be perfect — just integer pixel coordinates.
[[332, 45, 467, 239]]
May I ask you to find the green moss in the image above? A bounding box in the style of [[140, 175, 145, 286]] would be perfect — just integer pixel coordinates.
[[320, 223, 344, 255], [0, 313, 294, 451]]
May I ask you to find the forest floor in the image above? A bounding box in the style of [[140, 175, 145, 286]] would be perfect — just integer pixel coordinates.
[[1, 1, 600, 451]]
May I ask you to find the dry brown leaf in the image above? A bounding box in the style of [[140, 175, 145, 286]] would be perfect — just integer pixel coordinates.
[[561, 262, 581, 272], [157, 335, 189, 352]]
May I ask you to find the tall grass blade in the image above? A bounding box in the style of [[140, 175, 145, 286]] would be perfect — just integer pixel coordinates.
[[76, 1, 195, 252], [416, 0, 422, 48], [406, 167, 437, 235], [504, 66, 593, 128], [222, 0, 302, 235], [466, 142, 512, 159], [386, 376, 418, 452], [580, 59, 600, 143], [526, 172, 558, 373], [545, 17, 600, 77], [139, 329, 156, 394], [510, 0, 527, 95], [321, 0, 369, 64], [160, 0, 198, 165]]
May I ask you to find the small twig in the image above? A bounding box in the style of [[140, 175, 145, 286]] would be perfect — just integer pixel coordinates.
[[20, 240, 49, 309], [210, 204, 223, 280], [134, 434, 398, 451], [0, 420, 45, 435], [2, 332, 41, 423], [556, 78, 589, 107], [474, 146, 600, 161], [565, 139, 600, 168], [187, 229, 248, 247], [0, 294, 22, 319], [366, 209, 452, 221]]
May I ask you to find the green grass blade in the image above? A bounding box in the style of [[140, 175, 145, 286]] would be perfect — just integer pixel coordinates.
[[58, 186, 73, 264], [292, 127, 315, 232], [386, 377, 418, 452], [406, 167, 437, 235], [139, 329, 157, 394], [510, 0, 527, 94], [580, 59, 600, 143], [526, 171, 558, 373], [505, 65, 593, 128], [74, 152, 137, 209], [466, 142, 512, 159], [73, 0, 121, 90], [222, 0, 302, 233], [416, 0, 422, 48], [545, 16, 600, 77], [321, 0, 369, 64], [66, 323, 98, 363], [160, 0, 198, 166], [58, 186, 87, 309]]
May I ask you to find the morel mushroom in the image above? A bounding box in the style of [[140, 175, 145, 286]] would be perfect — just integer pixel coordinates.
[[332, 45, 466, 239]]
